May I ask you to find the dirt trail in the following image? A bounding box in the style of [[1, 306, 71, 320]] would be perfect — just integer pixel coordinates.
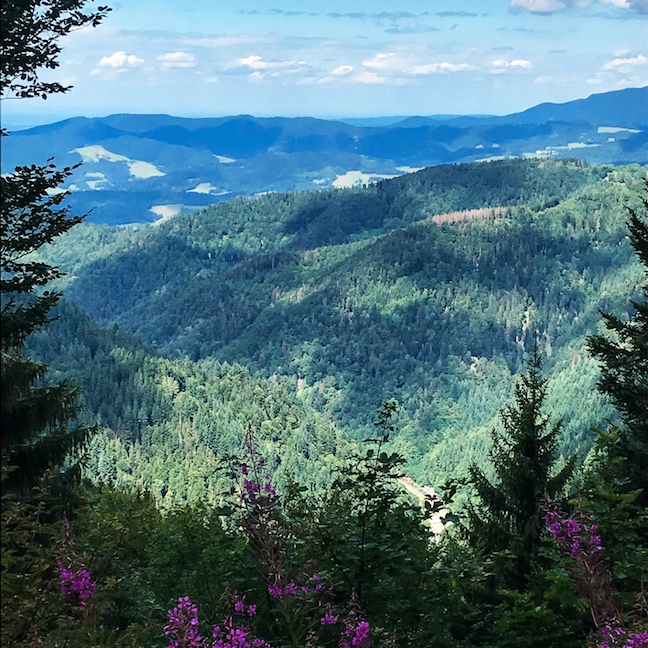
[[398, 476, 451, 539]]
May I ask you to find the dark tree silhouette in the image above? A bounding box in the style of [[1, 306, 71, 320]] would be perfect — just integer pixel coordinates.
[[1, 0, 110, 487]]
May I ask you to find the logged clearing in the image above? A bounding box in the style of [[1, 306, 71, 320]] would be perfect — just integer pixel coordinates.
[[431, 206, 507, 226]]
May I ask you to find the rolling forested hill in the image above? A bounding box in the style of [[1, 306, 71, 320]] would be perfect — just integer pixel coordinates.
[[28, 157, 646, 496]]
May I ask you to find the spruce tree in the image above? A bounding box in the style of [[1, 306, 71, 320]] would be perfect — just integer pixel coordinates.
[[1, 0, 110, 488], [588, 180, 648, 504], [467, 345, 575, 589]]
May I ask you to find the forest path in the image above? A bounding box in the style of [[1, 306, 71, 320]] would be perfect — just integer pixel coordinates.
[[398, 476, 451, 539]]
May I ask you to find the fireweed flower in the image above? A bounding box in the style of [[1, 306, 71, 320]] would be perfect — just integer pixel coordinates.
[[211, 607, 272, 648], [321, 613, 339, 625], [164, 596, 202, 648], [58, 560, 96, 606], [600, 625, 648, 648], [544, 501, 647, 644], [57, 515, 96, 607], [341, 620, 371, 648], [544, 507, 602, 558]]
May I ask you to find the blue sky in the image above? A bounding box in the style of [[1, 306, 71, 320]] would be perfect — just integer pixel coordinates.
[[3, 0, 648, 125]]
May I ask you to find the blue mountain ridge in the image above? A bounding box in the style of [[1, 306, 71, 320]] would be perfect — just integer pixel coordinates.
[[2, 86, 646, 225]]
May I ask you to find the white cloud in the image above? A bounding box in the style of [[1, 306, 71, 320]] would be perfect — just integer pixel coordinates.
[[602, 53, 648, 70], [534, 75, 568, 84], [510, 0, 568, 12], [187, 35, 258, 48], [331, 65, 354, 76], [233, 54, 312, 82], [512, 0, 648, 11], [490, 59, 534, 74], [602, 0, 648, 11], [510, 0, 591, 11], [237, 55, 274, 70], [361, 52, 406, 71], [589, 53, 648, 85], [236, 55, 306, 72], [97, 51, 144, 69], [601, 0, 630, 6], [158, 52, 196, 69], [411, 62, 477, 74], [353, 70, 389, 84], [361, 52, 477, 77]]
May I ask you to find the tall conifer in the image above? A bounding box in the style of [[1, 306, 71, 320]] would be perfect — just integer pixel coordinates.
[[588, 180, 648, 504], [467, 345, 575, 588]]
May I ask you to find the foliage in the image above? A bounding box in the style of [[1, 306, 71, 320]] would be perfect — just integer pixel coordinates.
[[283, 403, 453, 646], [543, 499, 648, 647], [24, 300, 353, 505], [2, 8, 648, 642], [0, 162, 94, 487], [1, 0, 110, 101]]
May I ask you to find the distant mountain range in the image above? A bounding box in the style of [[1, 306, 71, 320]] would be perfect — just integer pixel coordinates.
[[2, 86, 647, 225]]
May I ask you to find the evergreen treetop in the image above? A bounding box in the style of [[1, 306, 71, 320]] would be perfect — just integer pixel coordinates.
[[467, 344, 575, 588], [588, 179, 648, 503]]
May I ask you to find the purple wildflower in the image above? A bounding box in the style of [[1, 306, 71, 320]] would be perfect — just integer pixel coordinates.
[[164, 596, 203, 648], [58, 561, 96, 607], [600, 625, 648, 648], [341, 620, 371, 648], [321, 613, 339, 625], [544, 507, 602, 558]]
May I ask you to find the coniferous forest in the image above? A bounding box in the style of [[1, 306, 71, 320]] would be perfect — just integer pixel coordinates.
[[1, 2, 647, 648]]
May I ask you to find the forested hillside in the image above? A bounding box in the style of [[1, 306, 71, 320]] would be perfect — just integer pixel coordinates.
[[26, 302, 352, 507], [32, 158, 645, 488]]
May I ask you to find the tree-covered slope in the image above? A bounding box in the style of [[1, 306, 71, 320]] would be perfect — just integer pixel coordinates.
[[35, 158, 646, 484], [26, 302, 352, 507]]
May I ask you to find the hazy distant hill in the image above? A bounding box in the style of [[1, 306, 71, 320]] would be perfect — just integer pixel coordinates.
[[3, 86, 647, 224]]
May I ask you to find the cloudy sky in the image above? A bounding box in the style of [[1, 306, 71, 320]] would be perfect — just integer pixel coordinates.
[[3, 0, 648, 126]]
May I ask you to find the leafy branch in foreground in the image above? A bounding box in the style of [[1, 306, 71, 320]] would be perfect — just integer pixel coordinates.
[[1, 0, 110, 100]]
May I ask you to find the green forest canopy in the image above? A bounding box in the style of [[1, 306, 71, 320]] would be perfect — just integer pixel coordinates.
[[28, 158, 646, 498]]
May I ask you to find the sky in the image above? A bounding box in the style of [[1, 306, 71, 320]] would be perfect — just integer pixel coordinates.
[[3, 0, 648, 126]]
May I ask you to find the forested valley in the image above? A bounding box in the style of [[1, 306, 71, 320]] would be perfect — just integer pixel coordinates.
[[30, 158, 644, 494], [2, 3, 648, 647]]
